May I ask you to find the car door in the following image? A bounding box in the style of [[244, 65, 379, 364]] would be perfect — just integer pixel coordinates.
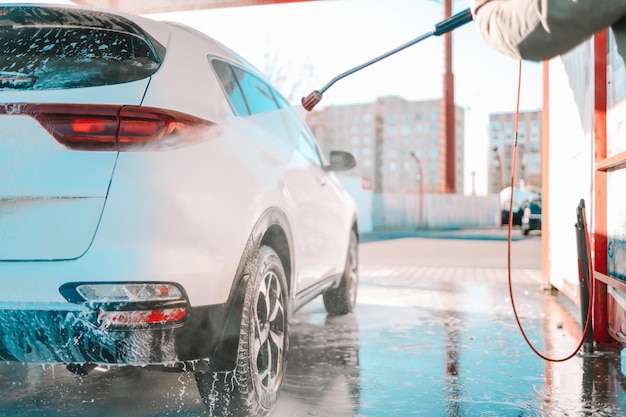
[[286, 126, 351, 292], [210, 59, 348, 293]]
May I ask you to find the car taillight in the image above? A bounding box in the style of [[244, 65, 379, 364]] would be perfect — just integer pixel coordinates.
[[59, 282, 188, 328], [19, 103, 219, 151], [98, 307, 187, 327]]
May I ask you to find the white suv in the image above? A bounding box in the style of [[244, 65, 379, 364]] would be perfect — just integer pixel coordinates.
[[0, 4, 359, 416]]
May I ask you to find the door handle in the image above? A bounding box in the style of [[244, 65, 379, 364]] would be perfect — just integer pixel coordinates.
[[316, 176, 327, 186]]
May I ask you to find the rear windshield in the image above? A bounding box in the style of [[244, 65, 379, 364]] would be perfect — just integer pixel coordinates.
[[0, 6, 163, 90]]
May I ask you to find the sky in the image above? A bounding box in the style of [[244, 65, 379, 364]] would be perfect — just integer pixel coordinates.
[[146, 0, 544, 195], [11, 0, 544, 195]]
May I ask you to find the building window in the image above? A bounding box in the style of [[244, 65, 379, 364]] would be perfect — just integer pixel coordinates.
[[351, 136, 359, 145], [388, 114, 397, 123]]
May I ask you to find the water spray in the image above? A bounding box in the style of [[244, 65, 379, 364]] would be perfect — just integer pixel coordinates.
[[301, 8, 473, 111]]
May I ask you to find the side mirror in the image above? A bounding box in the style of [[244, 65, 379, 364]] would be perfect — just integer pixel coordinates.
[[325, 150, 356, 171]]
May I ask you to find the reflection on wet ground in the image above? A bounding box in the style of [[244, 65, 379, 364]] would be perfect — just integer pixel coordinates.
[[1, 239, 626, 416], [276, 279, 626, 417], [0, 362, 208, 416]]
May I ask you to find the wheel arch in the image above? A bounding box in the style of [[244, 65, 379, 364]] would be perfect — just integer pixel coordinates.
[[260, 222, 293, 299], [351, 215, 359, 241], [348, 214, 359, 260], [204, 207, 294, 371]]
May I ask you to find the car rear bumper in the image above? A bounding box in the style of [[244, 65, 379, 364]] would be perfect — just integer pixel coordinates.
[[522, 214, 542, 231], [526, 219, 542, 230], [0, 302, 234, 370]]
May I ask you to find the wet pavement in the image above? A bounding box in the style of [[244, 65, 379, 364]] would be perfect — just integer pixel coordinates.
[[276, 230, 626, 417], [1, 229, 625, 416]]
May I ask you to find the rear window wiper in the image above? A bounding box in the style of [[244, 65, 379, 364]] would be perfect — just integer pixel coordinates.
[[0, 71, 38, 89]]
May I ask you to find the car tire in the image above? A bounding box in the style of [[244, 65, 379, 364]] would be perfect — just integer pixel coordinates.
[[323, 229, 359, 316], [195, 245, 288, 417]]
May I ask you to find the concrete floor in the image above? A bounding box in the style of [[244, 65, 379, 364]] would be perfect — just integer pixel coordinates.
[[274, 230, 626, 416]]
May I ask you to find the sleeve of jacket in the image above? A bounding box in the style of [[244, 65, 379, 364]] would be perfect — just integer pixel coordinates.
[[474, 0, 626, 61]]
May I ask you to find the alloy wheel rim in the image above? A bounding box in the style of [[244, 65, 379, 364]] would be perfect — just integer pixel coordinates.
[[252, 270, 285, 395], [347, 241, 358, 305]]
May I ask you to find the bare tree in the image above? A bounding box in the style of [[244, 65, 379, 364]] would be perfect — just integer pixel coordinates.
[[260, 50, 315, 104]]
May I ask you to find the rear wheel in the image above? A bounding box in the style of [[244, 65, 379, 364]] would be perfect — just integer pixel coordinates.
[[195, 245, 288, 417], [323, 229, 358, 316]]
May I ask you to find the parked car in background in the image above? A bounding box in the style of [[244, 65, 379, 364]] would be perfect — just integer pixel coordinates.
[[500, 186, 539, 227], [0, 4, 358, 416], [521, 196, 542, 235]]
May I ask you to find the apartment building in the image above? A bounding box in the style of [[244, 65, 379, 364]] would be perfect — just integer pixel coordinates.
[[307, 96, 465, 194], [488, 110, 542, 193]]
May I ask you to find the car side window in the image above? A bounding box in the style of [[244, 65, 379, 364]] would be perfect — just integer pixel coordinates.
[[273, 91, 291, 110], [211, 59, 283, 118], [211, 59, 250, 116], [230, 65, 280, 115], [297, 129, 324, 167]]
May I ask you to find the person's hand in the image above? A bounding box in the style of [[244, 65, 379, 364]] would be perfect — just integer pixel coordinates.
[[470, 0, 494, 17]]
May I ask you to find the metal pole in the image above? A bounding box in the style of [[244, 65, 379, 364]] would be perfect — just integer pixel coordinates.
[[410, 152, 423, 229], [441, 0, 456, 193], [493, 146, 503, 192]]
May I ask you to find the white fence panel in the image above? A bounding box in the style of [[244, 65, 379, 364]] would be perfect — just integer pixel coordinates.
[[372, 193, 500, 229]]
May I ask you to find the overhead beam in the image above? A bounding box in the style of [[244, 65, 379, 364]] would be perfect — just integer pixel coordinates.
[[71, 0, 314, 14]]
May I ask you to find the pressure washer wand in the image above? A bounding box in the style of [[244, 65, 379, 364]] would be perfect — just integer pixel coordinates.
[[301, 8, 473, 111]]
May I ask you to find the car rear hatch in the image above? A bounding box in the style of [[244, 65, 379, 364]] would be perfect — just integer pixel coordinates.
[[0, 5, 164, 261]]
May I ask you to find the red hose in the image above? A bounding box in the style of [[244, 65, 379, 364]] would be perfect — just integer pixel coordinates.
[[507, 60, 594, 362]]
